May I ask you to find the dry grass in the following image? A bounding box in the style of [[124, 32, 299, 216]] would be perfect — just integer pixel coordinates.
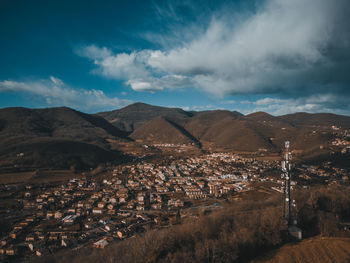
[[255, 237, 350, 263], [234, 189, 273, 201], [0, 170, 81, 184], [0, 171, 34, 184]]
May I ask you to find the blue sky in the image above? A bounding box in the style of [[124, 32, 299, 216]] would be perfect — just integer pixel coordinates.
[[1, 0, 350, 115]]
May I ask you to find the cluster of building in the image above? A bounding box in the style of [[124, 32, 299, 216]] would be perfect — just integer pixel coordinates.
[[330, 128, 350, 153], [0, 153, 260, 260], [1, 151, 348, 261], [296, 163, 350, 184]]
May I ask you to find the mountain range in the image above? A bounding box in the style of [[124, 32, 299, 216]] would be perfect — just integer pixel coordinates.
[[0, 107, 129, 171], [100, 103, 350, 153], [1, 102, 350, 170]]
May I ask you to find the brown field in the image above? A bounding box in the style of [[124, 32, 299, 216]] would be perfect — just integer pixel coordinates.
[[0, 171, 35, 184], [255, 237, 350, 263], [233, 189, 274, 201], [0, 170, 82, 184], [108, 140, 145, 153], [255, 155, 280, 161]]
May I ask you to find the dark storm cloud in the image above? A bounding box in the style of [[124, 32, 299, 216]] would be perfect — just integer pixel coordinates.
[[79, 0, 350, 113]]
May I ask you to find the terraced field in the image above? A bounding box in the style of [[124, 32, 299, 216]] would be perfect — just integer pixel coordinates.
[[255, 237, 350, 263]]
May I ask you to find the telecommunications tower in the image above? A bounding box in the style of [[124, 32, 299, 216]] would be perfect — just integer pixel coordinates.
[[281, 141, 302, 239], [281, 141, 292, 225]]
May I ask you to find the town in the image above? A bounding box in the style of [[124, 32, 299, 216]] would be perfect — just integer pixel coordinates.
[[0, 152, 349, 261]]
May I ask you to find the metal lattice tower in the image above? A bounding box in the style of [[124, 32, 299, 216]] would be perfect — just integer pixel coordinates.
[[281, 141, 292, 225]]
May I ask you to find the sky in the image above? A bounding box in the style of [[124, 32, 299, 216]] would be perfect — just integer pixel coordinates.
[[1, 0, 350, 115]]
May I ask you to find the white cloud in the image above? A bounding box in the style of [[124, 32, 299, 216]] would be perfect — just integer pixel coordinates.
[[0, 77, 131, 112], [126, 80, 156, 92], [98, 51, 151, 80], [249, 94, 350, 115], [191, 104, 216, 111], [78, 0, 349, 98], [220, 100, 236, 105], [49, 76, 64, 86], [76, 45, 112, 60]]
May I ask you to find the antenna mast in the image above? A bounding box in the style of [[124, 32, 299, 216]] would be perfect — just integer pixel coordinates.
[[281, 141, 292, 225]]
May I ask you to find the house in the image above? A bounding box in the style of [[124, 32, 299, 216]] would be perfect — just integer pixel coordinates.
[[46, 211, 55, 219], [119, 196, 127, 203], [0, 239, 7, 246], [93, 239, 108, 248], [25, 216, 35, 222], [48, 235, 59, 241], [137, 194, 145, 202], [62, 214, 79, 225], [109, 197, 117, 204], [136, 205, 144, 211], [168, 199, 184, 207], [6, 246, 17, 256], [116, 188, 129, 202], [116, 229, 129, 239], [10, 231, 17, 239], [54, 211, 63, 219], [174, 199, 184, 207], [25, 235, 35, 242], [76, 208, 83, 216], [13, 224, 23, 230], [151, 203, 162, 210], [61, 239, 69, 247], [67, 208, 76, 214], [37, 233, 46, 240], [97, 202, 106, 208], [92, 207, 103, 214], [84, 201, 93, 209], [107, 209, 116, 215], [28, 243, 34, 251], [23, 201, 35, 209], [84, 221, 96, 229], [127, 201, 136, 209]]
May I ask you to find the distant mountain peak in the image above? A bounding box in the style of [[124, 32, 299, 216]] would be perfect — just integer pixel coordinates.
[[98, 102, 193, 132], [245, 111, 274, 118], [232, 110, 244, 116]]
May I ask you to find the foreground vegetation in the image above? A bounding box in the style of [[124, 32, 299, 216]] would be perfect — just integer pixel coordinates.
[[253, 237, 350, 263], [36, 186, 350, 263]]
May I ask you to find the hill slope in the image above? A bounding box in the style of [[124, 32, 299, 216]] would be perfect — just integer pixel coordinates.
[[183, 111, 277, 151], [280, 112, 350, 129], [130, 116, 200, 146], [99, 103, 350, 154], [98, 102, 193, 132], [0, 107, 129, 170], [254, 237, 350, 263], [2, 103, 350, 169]]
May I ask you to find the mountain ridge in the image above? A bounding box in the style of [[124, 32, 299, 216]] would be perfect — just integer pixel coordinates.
[[1, 103, 349, 170], [0, 107, 130, 170]]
